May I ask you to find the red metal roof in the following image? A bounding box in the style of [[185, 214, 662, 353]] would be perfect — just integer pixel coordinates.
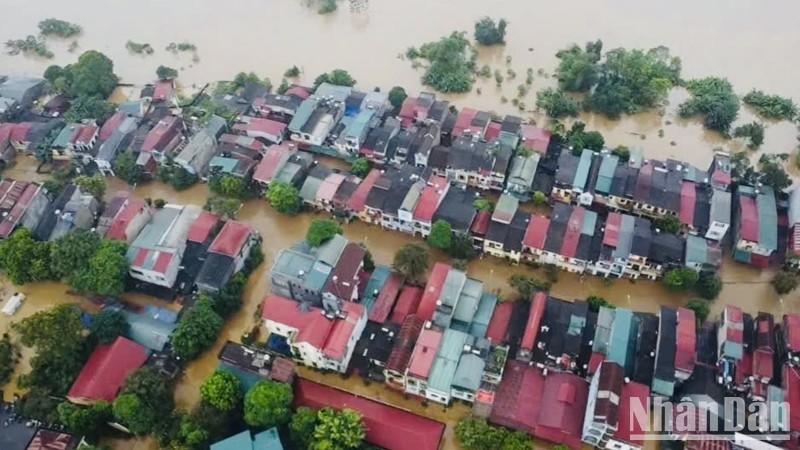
[[323, 242, 366, 299], [523, 215, 550, 250], [347, 169, 381, 213], [154, 251, 174, 274], [535, 372, 589, 450], [253, 143, 293, 184], [9, 122, 33, 142], [74, 123, 98, 146], [484, 122, 502, 141], [26, 429, 78, 450], [614, 381, 650, 446], [521, 292, 547, 351], [489, 360, 544, 434], [99, 111, 127, 141], [105, 199, 147, 241], [0, 123, 13, 144], [187, 211, 220, 243], [417, 263, 451, 321], [791, 224, 800, 254], [520, 124, 552, 155], [208, 220, 252, 257], [452, 108, 477, 137], [725, 305, 744, 324], [560, 206, 584, 258], [286, 86, 311, 99], [399, 97, 418, 128], [316, 173, 347, 203], [153, 81, 173, 102], [386, 315, 424, 373], [263, 295, 334, 349], [233, 117, 287, 137], [412, 176, 448, 222], [390, 286, 423, 324], [753, 348, 773, 381], [784, 365, 800, 432], [680, 182, 697, 226], [739, 195, 759, 242], [603, 212, 622, 247], [368, 273, 403, 323], [712, 168, 731, 189], [786, 314, 800, 352], [141, 116, 181, 153], [675, 307, 697, 374], [634, 163, 653, 202], [470, 210, 491, 236], [588, 351, 606, 374], [67, 337, 148, 403], [293, 379, 445, 450], [407, 327, 443, 379], [735, 352, 752, 386], [323, 313, 357, 361], [0, 182, 39, 238], [486, 302, 513, 344]]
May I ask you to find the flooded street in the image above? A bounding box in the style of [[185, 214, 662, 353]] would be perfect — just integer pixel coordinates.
[[2, 1, 800, 448], [0, 0, 799, 164]]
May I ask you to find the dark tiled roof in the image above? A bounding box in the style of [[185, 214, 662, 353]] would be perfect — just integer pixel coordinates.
[[654, 307, 677, 381], [694, 186, 712, 230], [631, 217, 652, 256], [555, 151, 580, 187], [632, 312, 658, 385], [543, 202, 571, 254], [432, 186, 478, 232], [649, 233, 685, 265], [501, 115, 522, 134], [428, 145, 449, 171]]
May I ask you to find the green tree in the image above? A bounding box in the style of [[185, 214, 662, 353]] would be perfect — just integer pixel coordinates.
[[312, 408, 366, 449], [473, 199, 493, 212], [685, 298, 710, 324], [38, 18, 82, 38], [0, 333, 20, 385], [351, 157, 370, 178], [68, 50, 119, 98], [773, 271, 799, 295], [284, 66, 301, 78], [57, 401, 111, 440], [733, 122, 765, 150], [71, 240, 129, 296], [307, 219, 343, 247], [535, 87, 580, 119], [611, 145, 631, 162], [178, 401, 239, 449], [696, 272, 723, 300], [412, 32, 476, 93], [113, 150, 142, 185], [66, 95, 115, 122], [663, 267, 699, 292], [157, 163, 199, 191], [508, 274, 551, 300], [200, 370, 242, 412], [554, 40, 603, 92], [244, 381, 293, 428], [587, 295, 614, 312], [267, 181, 301, 215], [564, 121, 605, 152], [49, 228, 100, 281], [114, 368, 175, 435], [392, 243, 430, 284], [204, 196, 241, 219], [171, 298, 224, 361], [678, 77, 740, 134], [210, 274, 247, 318], [0, 228, 53, 284], [447, 234, 476, 260], [74, 174, 107, 198], [455, 417, 528, 450], [210, 173, 249, 199], [655, 214, 684, 235], [113, 394, 154, 435], [582, 131, 605, 151], [314, 69, 356, 88], [290, 407, 319, 450], [758, 154, 792, 192], [90, 310, 129, 345], [474, 17, 508, 46], [742, 89, 798, 121], [362, 250, 375, 272], [428, 220, 453, 251], [532, 191, 548, 205], [157, 65, 178, 80], [388, 86, 407, 110]]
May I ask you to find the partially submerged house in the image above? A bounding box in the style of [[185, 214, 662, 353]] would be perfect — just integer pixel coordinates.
[[66, 336, 149, 405], [174, 115, 227, 176], [196, 220, 257, 292]]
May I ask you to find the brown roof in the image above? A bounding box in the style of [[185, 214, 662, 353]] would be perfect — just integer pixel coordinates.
[[386, 315, 424, 373]]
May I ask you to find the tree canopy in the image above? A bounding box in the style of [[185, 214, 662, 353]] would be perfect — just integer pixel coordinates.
[[244, 381, 294, 428], [65, 95, 114, 122], [74, 174, 107, 198], [71, 240, 129, 297], [157, 65, 179, 81], [50, 229, 101, 282], [685, 298, 710, 324], [733, 122, 765, 150], [554, 40, 603, 92], [388, 86, 407, 110], [47, 50, 119, 99], [351, 157, 370, 178], [0, 228, 53, 284], [209, 172, 249, 199], [290, 407, 318, 450], [267, 181, 301, 215], [392, 243, 430, 284], [306, 219, 343, 247], [427, 220, 453, 251], [113, 368, 175, 435], [409, 32, 476, 93], [696, 272, 723, 300], [113, 150, 142, 185], [508, 274, 551, 300], [200, 370, 242, 412], [57, 401, 111, 440], [587, 295, 614, 313], [535, 87, 579, 119], [773, 271, 799, 295], [204, 196, 242, 219], [474, 17, 508, 46], [171, 298, 224, 361], [663, 267, 699, 292], [90, 310, 129, 344], [312, 408, 366, 449], [314, 69, 356, 88], [0, 334, 19, 385], [455, 417, 533, 450], [678, 77, 740, 134], [743, 89, 798, 121], [564, 121, 605, 152]]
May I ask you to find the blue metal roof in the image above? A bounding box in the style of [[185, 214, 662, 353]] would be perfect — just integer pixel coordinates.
[[573, 149, 594, 191]]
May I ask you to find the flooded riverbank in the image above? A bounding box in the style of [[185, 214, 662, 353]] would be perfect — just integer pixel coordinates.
[[1, 0, 799, 167]]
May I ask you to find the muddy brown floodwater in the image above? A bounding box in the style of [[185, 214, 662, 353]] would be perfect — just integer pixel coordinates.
[[2, 1, 800, 447]]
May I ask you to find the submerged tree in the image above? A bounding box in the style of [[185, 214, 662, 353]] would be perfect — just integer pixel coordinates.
[[474, 17, 508, 46]]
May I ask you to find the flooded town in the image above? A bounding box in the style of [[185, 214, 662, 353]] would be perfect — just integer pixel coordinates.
[[1, 1, 800, 450]]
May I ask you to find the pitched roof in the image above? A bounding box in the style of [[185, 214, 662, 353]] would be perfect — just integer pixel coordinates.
[[323, 242, 366, 299], [412, 176, 448, 222], [520, 124, 551, 154], [486, 301, 513, 344], [739, 191, 759, 242], [614, 381, 650, 446], [386, 315, 425, 373], [391, 286, 424, 324], [535, 372, 589, 449], [523, 215, 549, 250], [368, 272, 403, 323], [208, 220, 252, 257], [105, 199, 148, 241], [676, 307, 697, 374], [680, 181, 697, 226], [470, 210, 491, 235], [25, 429, 79, 450], [489, 361, 544, 433], [293, 379, 445, 450], [521, 292, 547, 351], [347, 169, 381, 213], [187, 211, 221, 243], [407, 327, 443, 380], [262, 295, 334, 348], [417, 262, 451, 321], [232, 117, 287, 137], [67, 337, 149, 403]]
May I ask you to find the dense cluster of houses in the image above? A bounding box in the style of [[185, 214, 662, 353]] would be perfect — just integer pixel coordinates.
[[260, 233, 800, 449]]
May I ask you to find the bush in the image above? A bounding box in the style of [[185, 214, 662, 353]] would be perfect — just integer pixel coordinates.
[[284, 65, 301, 78], [474, 17, 508, 46], [773, 271, 799, 295], [678, 77, 740, 134], [412, 32, 476, 93], [314, 69, 356, 88], [306, 219, 342, 247], [743, 89, 798, 121], [38, 18, 82, 38], [126, 41, 154, 55], [156, 65, 178, 80], [733, 122, 765, 150], [663, 267, 699, 292], [267, 181, 301, 215], [685, 298, 710, 324], [536, 87, 580, 118], [587, 295, 614, 312], [318, 0, 337, 14], [696, 272, 723, 300], [388, 86, 407, 110], [351, 157, 370, 178]]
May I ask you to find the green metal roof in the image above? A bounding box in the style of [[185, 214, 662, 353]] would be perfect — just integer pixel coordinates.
[[271, 249, 330, 292], [592, 307, 616, 354], [121, 310, 176, 352], [211, 431, 252, 450], [452, 278, 483, 325], [573, 149, 593, 191], [452, 352, 485, 393], [288, 98, 317, 132], [757, 187, 778, 251], [253, 428, 284, 450], [608, 308, 633, 370], [344, 109, 375, 140], [299, 176, 323, 202], [651, 377, 674, 397], [427, 329, 468, 393], [595, 154, 619, 194], [361, 266, 391, 314], [685, 235, 709, 266], [469, 293, 498, 339], [582, 210, 598, 235], [52, 123, 80, 148], [492, 194, 519, 223], [274, 162, 302, 186], [209, 156, 239, 174], [315, 234, 347, 267]]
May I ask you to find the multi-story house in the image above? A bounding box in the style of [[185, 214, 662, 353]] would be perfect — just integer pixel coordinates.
[[589, 213, 653, 279], [445, 136, 511, 191], [506, 152, 540, 201], [261, 293, 367, 373], [652, 306, 677, 397], [196, 220, 258, 293], [384, 315, 424, 391], [732, 185, 778, 268], [50, 121, 99, 160], [412, 175, 449, 237], [268, 235, 348, 306], [551, 149, 597, 206], [140, 115, 186, 162], [540, 202, 602, 274], [706, 188, 732, 241], [405, 325, 444, 397]]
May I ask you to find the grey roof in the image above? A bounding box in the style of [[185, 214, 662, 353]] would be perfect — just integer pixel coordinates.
[[315, 234, 348, 267], [127, 204, 202, 266], [631, 217, 652, 257], [507, 153, 540, 190], [710, 189, 731, 224], [432, 186, 478, 233], [175, 117, 225, 173], [452, 278, 484, 324], [433, 268, 467, 328], [469, 293, 498, 339], [314, 83, 352, 102], [555, 150, 580, 187], [97, 117, 139, 162], [427, 328, 469, 393], [648, 232, 685, 265], [271, 248, 330, 292], [0, 76, 45, 102], [504, 211, 529, 253], [262, 93, 302, 112], [611, 214, 635, 259], [492, 194, 519, 224], [121, 310, 177, 351], [452, 352, 485, 392], [448, 136, 509, 174]]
